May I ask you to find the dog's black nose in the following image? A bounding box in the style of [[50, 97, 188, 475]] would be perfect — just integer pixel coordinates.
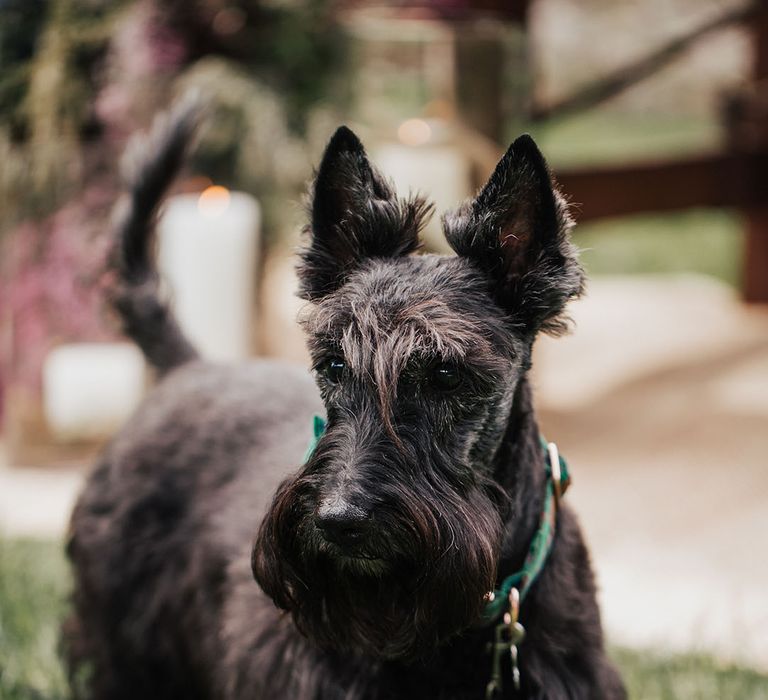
[[316, 498, 371, 547]]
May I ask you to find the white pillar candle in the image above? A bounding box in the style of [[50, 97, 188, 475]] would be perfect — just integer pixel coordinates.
[[373, 119, 471, 252], [157, 188, 260, 362], [43, 343, 146, 440]]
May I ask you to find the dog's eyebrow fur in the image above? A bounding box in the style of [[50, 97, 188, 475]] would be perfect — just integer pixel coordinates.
[[304, 291, 508, 434]]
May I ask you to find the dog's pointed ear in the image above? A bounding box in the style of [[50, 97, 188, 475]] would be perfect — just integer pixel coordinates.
[[298, 126, 432, 300], [442, 134, 583, 335]]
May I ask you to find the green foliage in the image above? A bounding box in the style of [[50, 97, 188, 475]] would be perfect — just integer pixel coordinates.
[[0, 538, 70, 700], [0, 0, 348, 234], [0, 0, 48, 139], [0, 0, 123, 232], [0, 0, 118, 140], [253, 0, 349, 132]]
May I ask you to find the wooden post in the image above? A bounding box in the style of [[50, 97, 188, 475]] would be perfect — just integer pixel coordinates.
[[744, 0, 768, 302], [745, 212, 768, 301], [452, 0, 532, 143]]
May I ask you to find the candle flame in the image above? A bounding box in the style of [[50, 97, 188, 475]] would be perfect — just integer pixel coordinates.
[[198, 185, 231, 218], [398, 119, 431, 147]]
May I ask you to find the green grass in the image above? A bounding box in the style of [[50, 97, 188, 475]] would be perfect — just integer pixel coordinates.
[[0, 539, 69, 700], [575, 209, 744, 287], [529, 112, 722, 168], [1, 537, 767, 699], [616, 648, 768, 700]]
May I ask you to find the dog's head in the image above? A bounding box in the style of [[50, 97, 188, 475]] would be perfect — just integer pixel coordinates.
[[252, 127, 582, 661]]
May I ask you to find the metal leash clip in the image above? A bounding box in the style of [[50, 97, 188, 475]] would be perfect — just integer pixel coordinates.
[[485, 587, 526, 699], [505, 587, 526, 690]]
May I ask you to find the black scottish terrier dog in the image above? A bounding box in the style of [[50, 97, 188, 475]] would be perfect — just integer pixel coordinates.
[[66, 103, 625, 699]]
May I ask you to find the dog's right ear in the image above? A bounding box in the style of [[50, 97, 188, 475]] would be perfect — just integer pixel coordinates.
[[298, 126, 431, 300], [443, 135, 583, 336]]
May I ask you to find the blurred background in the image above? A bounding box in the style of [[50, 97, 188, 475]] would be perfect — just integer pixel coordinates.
[[0, 0, 767, 697]]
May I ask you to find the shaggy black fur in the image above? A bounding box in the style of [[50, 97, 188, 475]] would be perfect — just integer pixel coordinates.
[[66, 104, 626, 699]]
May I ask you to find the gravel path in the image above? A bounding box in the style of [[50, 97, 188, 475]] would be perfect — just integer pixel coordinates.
[[534, 275, 768, 670]]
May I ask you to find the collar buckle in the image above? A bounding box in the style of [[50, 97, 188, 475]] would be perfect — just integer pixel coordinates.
[[547, 441, 563, 507]]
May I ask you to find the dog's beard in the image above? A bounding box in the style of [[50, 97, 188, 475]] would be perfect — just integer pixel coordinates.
[[252, 476, 503, 662]]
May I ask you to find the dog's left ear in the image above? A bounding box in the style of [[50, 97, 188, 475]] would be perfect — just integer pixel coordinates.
[[443, 134, 583, 335], [299, 126, 431, 300]]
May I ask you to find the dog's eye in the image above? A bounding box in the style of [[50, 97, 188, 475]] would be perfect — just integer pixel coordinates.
[[428, 362, 463, 393], [323, 357, 346, 384]]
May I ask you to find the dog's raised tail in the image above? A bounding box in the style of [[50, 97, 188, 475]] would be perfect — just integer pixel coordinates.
[[109, 95, 203, 375]]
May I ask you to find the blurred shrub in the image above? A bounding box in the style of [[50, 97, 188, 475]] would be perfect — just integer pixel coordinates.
[[0, 0, 348, 234]]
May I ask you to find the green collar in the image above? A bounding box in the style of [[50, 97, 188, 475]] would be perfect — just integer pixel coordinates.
[[481, 436, 570, 622], [483, 437, 570, 698], [303, 414, 327, 462]]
